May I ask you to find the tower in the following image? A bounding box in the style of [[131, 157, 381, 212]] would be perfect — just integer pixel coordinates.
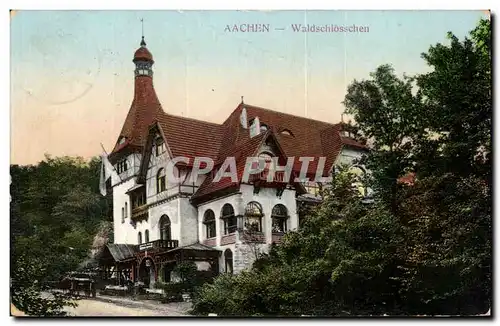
[[109, 30, 164, 162], [133, 36, 154, 77]]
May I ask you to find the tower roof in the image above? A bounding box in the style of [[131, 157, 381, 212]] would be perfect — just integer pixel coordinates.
[[109, 38, 161, 161], [133, 37, 153, 62]]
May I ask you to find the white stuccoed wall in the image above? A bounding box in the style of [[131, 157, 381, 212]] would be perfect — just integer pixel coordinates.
[[179, 197, 199, 246], [112, 178, 136, 244]]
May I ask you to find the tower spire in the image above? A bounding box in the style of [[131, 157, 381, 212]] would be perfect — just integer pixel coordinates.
[[140, 18, 146, 47]]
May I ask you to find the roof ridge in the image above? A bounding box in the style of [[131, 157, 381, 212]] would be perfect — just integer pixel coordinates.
[[244, 102, 341, 127], [162, 112, 222, 126]]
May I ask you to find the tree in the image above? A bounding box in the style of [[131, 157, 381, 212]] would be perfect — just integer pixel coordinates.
[[11, 255, 76, 316], [415, 18, 491, 184], [11, 155, 113, 313], [343, 64, 422, 215]]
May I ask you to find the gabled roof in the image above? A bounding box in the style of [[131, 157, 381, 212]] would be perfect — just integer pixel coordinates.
[[102, 244, 138, 262], [125, 101, 368, 200], [156, 113, 224, 162]]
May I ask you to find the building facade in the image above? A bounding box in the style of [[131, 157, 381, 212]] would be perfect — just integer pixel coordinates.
[[101, 37, 369, 287]]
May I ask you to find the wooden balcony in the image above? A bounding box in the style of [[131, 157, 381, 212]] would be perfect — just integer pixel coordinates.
[[138, 239, 179, 252], [131, 205, 148, 221]]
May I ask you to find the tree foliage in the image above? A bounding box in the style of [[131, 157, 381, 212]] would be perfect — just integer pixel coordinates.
[[10, 155, 112, 314], [191, 18, 491, 316]]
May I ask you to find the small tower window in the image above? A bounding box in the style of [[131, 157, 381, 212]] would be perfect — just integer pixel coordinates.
[[124, 202, 128, 218], [138, 232, 142, 244], [145, 229, 150, 243]]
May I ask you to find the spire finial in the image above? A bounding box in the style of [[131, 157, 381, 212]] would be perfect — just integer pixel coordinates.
[[241, 95, 244, 104], [140, 18, 146, 47], [341, 113, 344, 123]]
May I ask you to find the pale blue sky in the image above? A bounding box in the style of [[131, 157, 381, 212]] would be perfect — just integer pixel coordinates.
[[11, 10, 487, 164]]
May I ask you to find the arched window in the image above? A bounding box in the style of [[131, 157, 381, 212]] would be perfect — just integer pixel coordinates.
[[224, 249, 233, 274], [157, 168, 166, 193], [244, 201, 263, 232], [159, 215, 171, 240], [145, 229, 149, 243], [124, 202, 128, 218], [271, 204, 288, 233], [121, 207, 125, 223], [138, 232, 142, 244], [221, 204, 237, 235], [203, 210, 216, 239]]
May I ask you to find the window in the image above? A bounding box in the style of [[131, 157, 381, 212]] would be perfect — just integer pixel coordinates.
[[138, 232, 142, 244], [118, 136, 126, 145], [124, 202, 128, 218], [203, 210, 216, 239], [132, 189, 146, 208], [271, 204, 288, 233], [280, 129, 294, 136], [121, 207, 125, 223], [145, 229, 149, 243], [159, 215, 171, 240], [117, 159, 129, 174], [157, 168, 166, 193], [155, 137, 166, 156], [244, 202, 263, 232], [221, 204, 237, 235], [224, 249, 233, 274], [260, 124, 269, 132]]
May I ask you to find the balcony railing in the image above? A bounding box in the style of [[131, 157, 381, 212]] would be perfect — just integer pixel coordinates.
[[138, 239, 179, 252]]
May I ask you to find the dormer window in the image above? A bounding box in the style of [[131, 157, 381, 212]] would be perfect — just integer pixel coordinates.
[[117, 159, 128, 174], [280, 129, 293, 136], [260, 124, 268, 132], [118, 136, 126, 145], [155, 137, 166, 156]]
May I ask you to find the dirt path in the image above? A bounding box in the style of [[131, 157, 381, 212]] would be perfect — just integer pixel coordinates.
[[64, 295, 192, 317]]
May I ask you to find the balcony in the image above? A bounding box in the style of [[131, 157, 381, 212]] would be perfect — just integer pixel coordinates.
[[131, 205, 148, 221], [138, 239, 179, 252]]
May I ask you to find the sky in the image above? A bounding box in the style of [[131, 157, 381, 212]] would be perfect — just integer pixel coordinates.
[[10, 10, 487, 165]]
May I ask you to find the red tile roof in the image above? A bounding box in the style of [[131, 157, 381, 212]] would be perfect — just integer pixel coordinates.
[[156, 113, 224, 162], [109, 75, 164, 161], [133, 47, 153, 62]]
